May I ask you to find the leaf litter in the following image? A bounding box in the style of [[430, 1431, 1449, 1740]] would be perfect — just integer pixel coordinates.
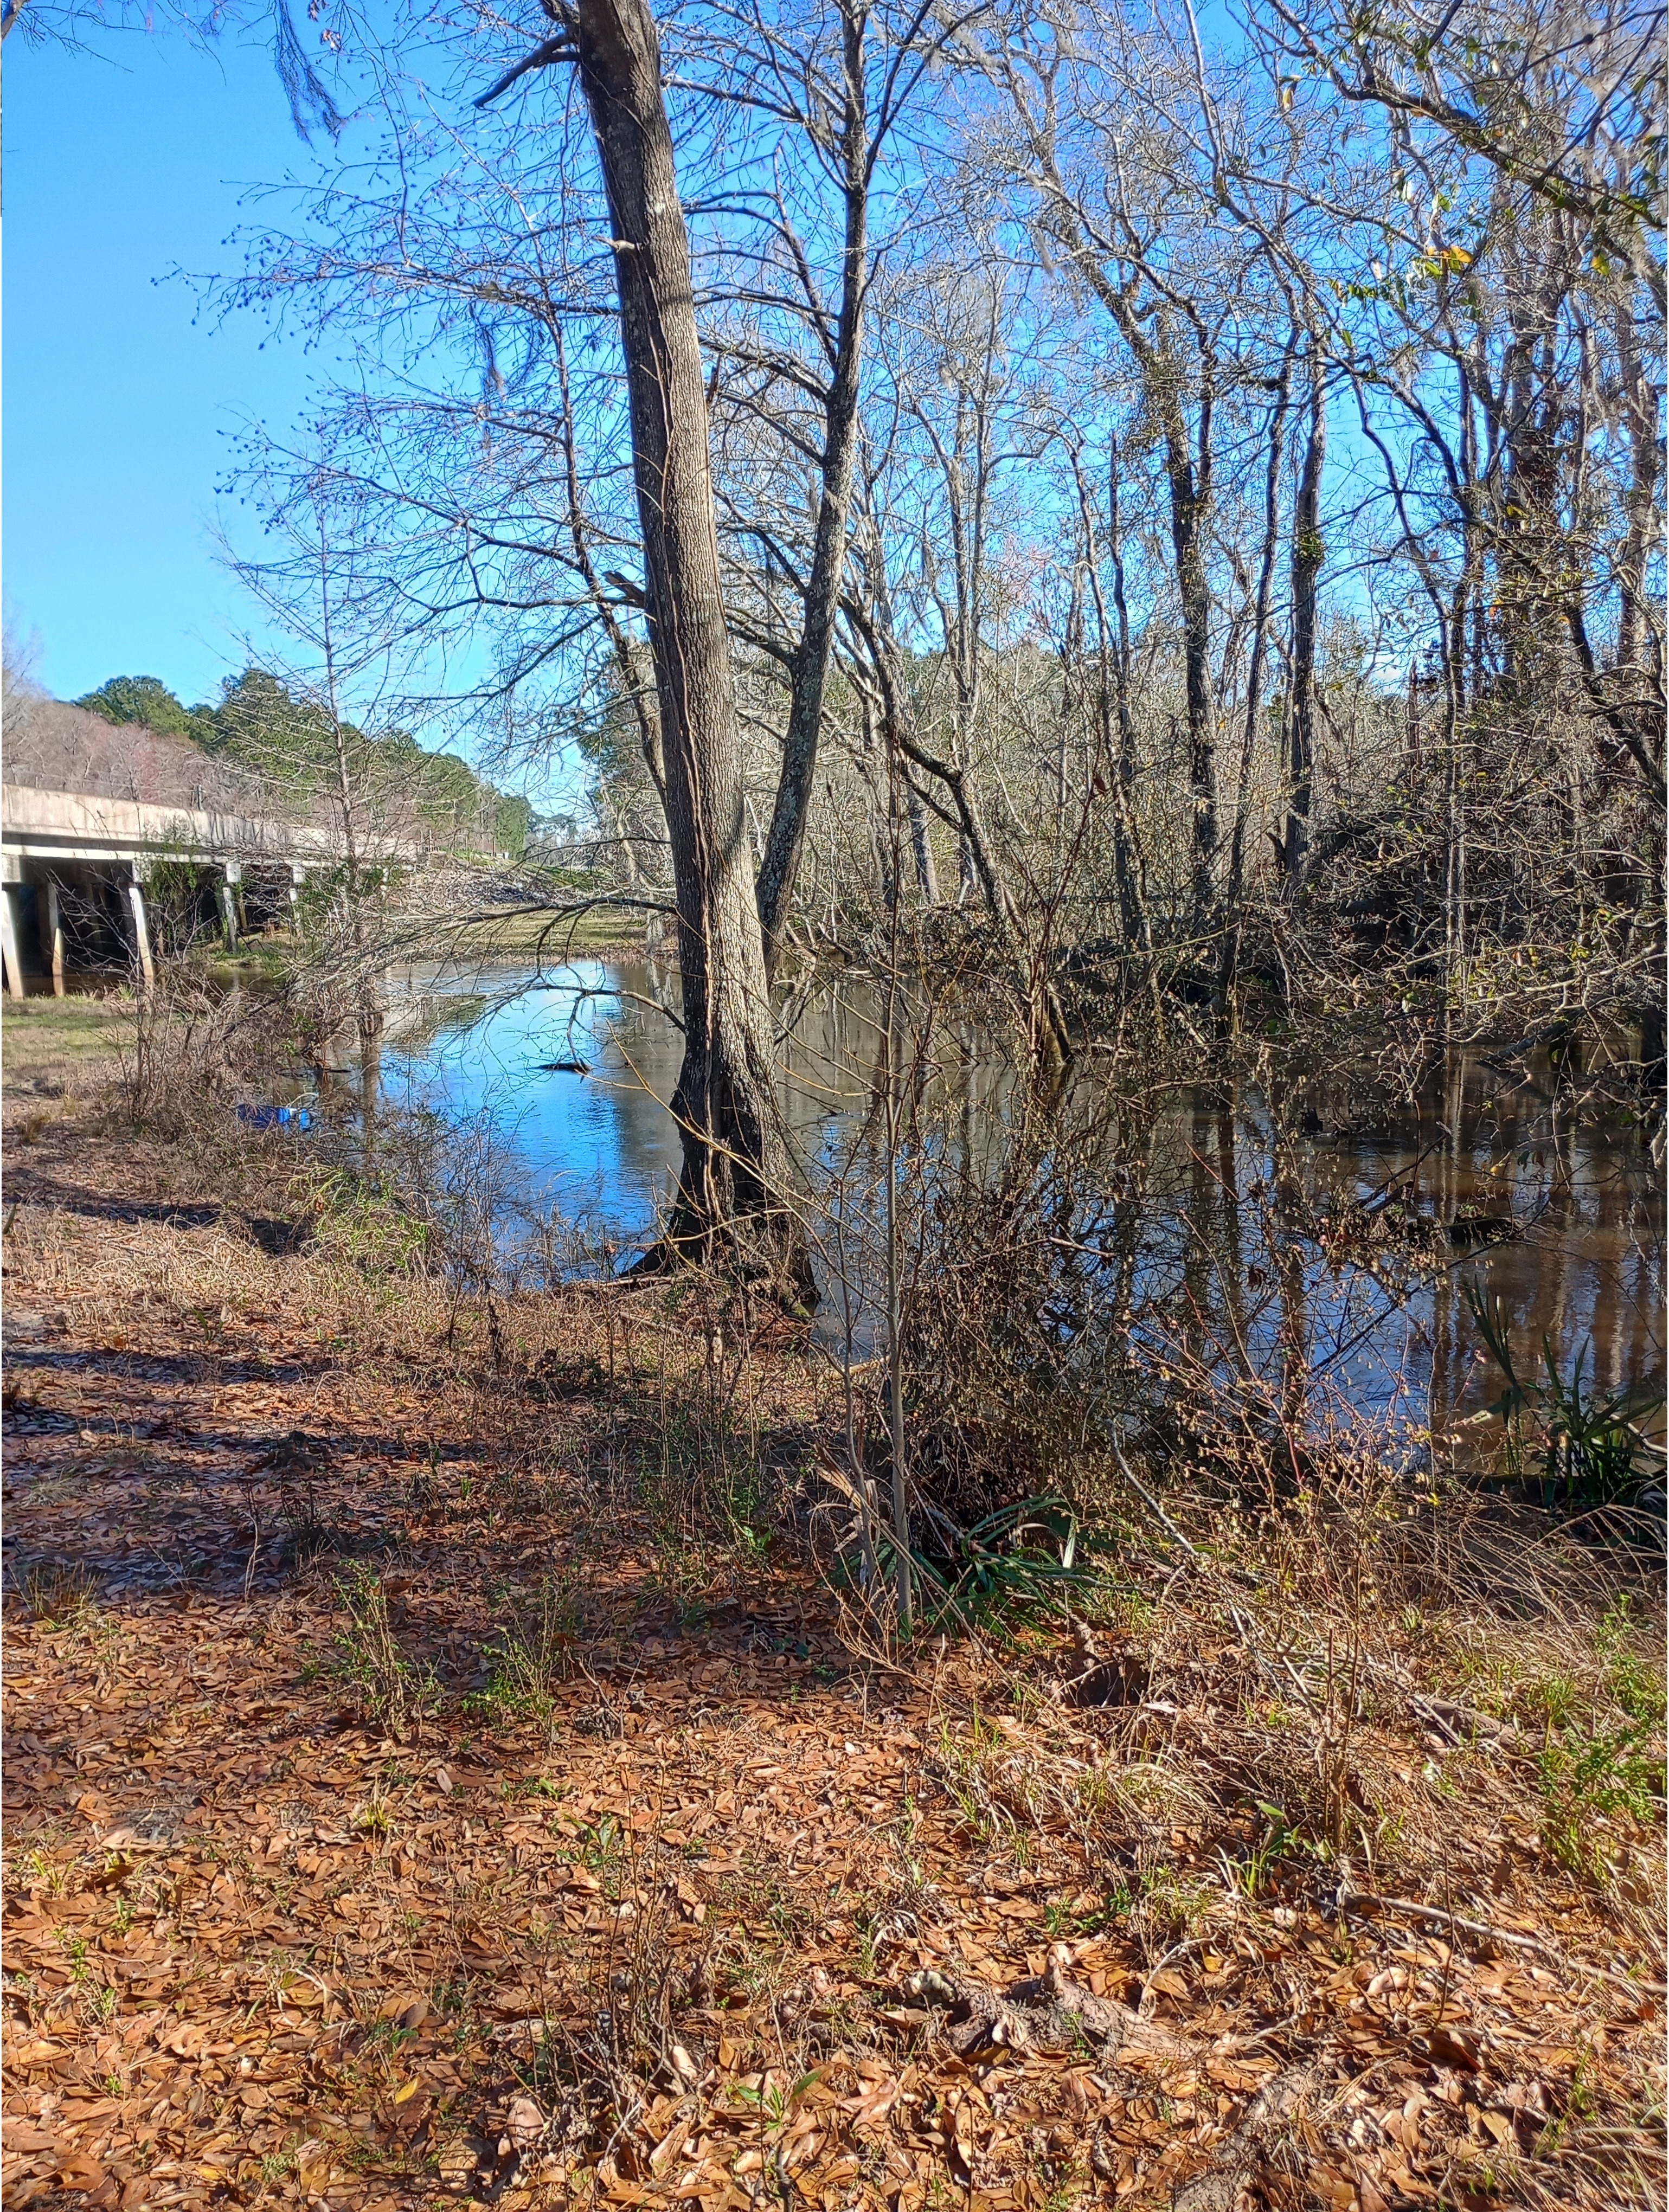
[[1, 1123, 1664, 2212]]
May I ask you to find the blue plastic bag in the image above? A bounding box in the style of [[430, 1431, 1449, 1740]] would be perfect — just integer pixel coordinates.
[[237, 1103, 313, 1131]]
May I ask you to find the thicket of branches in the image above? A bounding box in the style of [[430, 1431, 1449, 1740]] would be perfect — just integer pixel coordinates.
[[210, 0, 1660, 1090]]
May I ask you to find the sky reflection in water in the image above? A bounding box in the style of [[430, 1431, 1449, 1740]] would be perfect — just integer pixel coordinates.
[[379, 957, 1664, 1452]]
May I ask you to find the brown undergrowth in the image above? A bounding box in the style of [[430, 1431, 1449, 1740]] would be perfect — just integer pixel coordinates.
[[2, 1102, 1663, 2212]]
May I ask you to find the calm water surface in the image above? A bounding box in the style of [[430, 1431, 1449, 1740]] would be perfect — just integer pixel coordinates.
[[370, 956, 1663, 1448]]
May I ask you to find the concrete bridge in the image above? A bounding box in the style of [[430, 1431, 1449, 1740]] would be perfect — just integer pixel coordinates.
[[0, 784, 416, 998]]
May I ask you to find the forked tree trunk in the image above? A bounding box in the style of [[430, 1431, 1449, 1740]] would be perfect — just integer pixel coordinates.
[[570, 0, 805, 1287]]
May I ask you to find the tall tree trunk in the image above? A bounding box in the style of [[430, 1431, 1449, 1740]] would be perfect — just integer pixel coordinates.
[[1283, 349, 1326, 891], [1161, 376, 1218, 940], [754, 0, 869, 980], [1613, 301, 1661, 689], [1221, 343, 1293, 1013], [570, 0, 801, 1280], [1013, 102, 1218, 949], [1105, 435, 1154, 966], [554, 324, 667, 812]]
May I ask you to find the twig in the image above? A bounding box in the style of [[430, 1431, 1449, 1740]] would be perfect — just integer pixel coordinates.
[[1339, 1891, 1667, 1996], [1227, 1602, 1311, 1708], [1108, 1435, 1200, 1557], [242, 1501, 265, 1602]]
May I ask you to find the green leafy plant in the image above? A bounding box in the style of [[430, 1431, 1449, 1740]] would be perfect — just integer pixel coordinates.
[[1597, 1596, 1667, 1729], [885, 1494, 1096, 1630], [1465, 1285, 1664, 1507], [351, 1792, 394, 1838], [479, 1573, 585, 1721], [11, 1850, 54, 1893], [295, 1167, 431, 1277], [1122, 1864, 1216, 1943], [1219, 1801, 1300, 1898], [1537, 1722, 1665, 1883], [331, 1565, 434, 1735]]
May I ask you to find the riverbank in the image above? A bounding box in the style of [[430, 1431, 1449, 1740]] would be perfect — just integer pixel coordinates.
[[2, 1099, 1664, 2212]]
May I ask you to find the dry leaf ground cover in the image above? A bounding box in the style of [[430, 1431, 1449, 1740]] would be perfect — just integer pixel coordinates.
[[2, 1095, 1664, 2212]]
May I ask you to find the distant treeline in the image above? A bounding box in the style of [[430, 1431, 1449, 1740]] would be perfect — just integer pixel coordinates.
[[76, 670, 533, 861]]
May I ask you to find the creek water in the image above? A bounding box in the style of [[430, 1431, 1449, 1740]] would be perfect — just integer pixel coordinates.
[[367, 955, 1663, 1455]]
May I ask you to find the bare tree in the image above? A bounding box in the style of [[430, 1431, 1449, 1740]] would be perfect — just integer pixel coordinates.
[[206, 0, 1662, 1150], [478, 0, 802, 1276]]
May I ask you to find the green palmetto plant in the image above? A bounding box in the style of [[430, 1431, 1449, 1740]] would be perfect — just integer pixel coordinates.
[[902, 1494, 1096, 1628], [1463, 1283, 1665, 1509], [821, 1474, 1095, 1632]]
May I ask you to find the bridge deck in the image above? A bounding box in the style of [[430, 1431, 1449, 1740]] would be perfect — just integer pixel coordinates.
[[2, 783, 414, 870]]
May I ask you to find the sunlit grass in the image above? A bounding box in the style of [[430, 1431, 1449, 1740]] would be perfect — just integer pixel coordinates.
[[2, 991, 132, 1077]]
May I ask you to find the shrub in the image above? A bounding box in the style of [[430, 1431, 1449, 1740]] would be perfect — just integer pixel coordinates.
[[331, 1565, 434, 1735]]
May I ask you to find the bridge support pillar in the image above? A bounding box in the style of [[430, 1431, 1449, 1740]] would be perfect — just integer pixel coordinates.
[[0, 882, 25, 1001], [46, 880, 65, 996], [220, 859, 243, 953], [127, 868, 157, 992]]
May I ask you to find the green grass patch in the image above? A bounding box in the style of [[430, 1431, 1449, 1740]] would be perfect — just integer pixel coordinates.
[[198, 941, 301, 990], [450, 904, 645, 954], [2, 992, 133, 1079]]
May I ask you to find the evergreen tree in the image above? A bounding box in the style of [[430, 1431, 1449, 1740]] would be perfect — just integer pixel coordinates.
[[75, 674, 195, 737]]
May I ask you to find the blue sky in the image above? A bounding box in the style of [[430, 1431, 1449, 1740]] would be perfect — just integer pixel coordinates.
[[4, 28, 344, 709]]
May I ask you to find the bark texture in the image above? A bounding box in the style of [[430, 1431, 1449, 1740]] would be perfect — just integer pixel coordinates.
[[572, 0, 800, 1276]]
